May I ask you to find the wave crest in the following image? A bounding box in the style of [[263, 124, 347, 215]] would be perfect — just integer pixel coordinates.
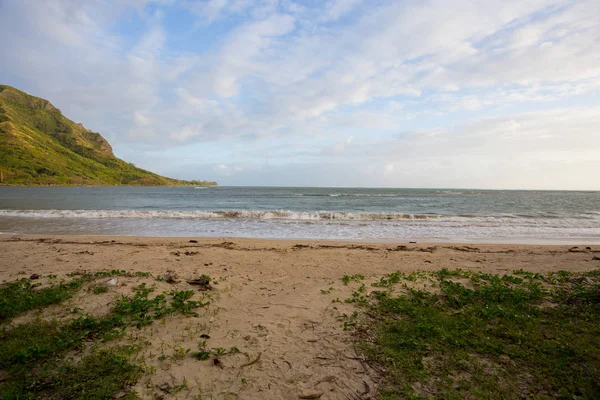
[[0, 209, 440, 221]]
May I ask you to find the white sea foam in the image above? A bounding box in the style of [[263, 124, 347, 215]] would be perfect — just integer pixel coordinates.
[[0, 209, 598, 229], [299, 193, 399, 197], [0, 209, 441, 221]]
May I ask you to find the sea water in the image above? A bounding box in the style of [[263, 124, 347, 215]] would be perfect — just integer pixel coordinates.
[[0, 186, 599, 243]]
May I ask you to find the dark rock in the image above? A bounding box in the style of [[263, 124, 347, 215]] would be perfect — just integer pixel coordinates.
[[200, 333, 211, 339], [189, 239, 198, 243], [29, 274, 40, 280], [593, 256, 600, 261]]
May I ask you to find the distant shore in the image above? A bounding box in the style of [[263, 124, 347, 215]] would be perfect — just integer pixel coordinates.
[[0, 183, 217, 187]]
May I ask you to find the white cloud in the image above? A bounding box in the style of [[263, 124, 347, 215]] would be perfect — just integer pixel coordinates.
[[321, 0, 363, 21]]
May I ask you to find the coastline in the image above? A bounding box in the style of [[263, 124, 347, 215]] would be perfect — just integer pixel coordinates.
[[1, 233, 599, 246], [0, 184, 218, 187], [3, 234, 599, 269], [1, 235, 598, 399]]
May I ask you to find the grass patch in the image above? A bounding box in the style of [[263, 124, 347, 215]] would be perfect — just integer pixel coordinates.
[[0, 273, 209, 399], [0, 278, 86, 323], [1, 345, 143, 400], [353, 268, 600, 399]]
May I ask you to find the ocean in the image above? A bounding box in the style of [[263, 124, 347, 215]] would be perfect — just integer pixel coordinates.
[[0, 186, 599, 243]]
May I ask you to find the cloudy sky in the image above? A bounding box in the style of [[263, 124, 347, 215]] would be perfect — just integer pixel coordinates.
[[1, 0, 599, 189]]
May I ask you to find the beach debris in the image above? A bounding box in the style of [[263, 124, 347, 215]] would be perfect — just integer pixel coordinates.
[[420, 246, 438, 252], [409, 241, 417, 243], [187, 277, 212, 291], [213, 358, 222, 368], [240, 352, 262, 368], [200, 333, 211, 339], [170, 250, 199, 256], [102, 278, 118, 287], [360, 380, 371, 395], [189, 239, 198, 243], [29, 273, 40, 280], [314, 375, 337, 385], [298, 390, 324, 399], [163, 270, 180, 283], [593, 256, 600, 261], [568, 246, 594, 253]]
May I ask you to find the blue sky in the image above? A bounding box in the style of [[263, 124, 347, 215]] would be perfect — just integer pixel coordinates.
[[1, 0, 599, 189]]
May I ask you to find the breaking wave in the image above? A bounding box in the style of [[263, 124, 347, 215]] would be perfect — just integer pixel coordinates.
[[298, 193, 399, 197], [0, 209, 442, 221]]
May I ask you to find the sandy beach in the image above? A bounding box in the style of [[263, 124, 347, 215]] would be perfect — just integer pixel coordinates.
[[1, 235, 599, 399]]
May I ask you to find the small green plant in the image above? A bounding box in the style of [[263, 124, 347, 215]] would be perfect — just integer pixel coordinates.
[[211, 346, 240, 357], [173, 377, 189, 393], [92, 285, 109, 294], [193, 351, 211, 361], [170, 290, 209, 317], [340, 274, 365, 285], [345, 288, 369, 305], [167, 347, 191, 361], [193, 345, 240, 361]]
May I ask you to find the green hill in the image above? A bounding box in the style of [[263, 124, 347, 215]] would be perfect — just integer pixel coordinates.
[[0, 85, 216, 186]]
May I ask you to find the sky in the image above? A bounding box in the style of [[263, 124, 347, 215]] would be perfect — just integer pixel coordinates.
[[1, 0, 599, 189]]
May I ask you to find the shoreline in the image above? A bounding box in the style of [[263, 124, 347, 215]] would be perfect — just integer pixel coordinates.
[[2, 233, 599, 246]]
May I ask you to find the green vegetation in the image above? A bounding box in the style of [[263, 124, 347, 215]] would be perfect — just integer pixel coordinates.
[[0, 278, 85, 323], [340, 273, 365, 285], [0, 84, 217, 186], [347, 268, 600, 399], [192, 345, 240, 361], [0, 272, 210, 399]]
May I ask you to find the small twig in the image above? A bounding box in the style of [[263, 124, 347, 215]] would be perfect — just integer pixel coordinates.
[[298, 392, 323, 399], [240, 352, 261, 368], [360, 380, 370, 395]]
